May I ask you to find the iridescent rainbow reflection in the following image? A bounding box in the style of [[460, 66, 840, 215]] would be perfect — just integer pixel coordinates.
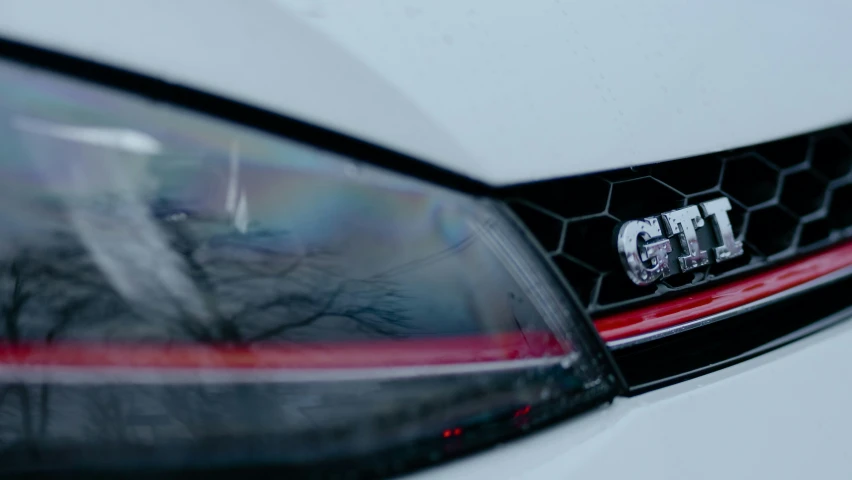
[[0, 58, 574, 348]]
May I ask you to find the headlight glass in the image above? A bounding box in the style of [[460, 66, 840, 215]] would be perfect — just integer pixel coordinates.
[[0, 58, 618, 475]]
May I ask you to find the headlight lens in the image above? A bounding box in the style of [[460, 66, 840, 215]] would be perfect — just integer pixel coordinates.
[[0, 58, 618, 474]]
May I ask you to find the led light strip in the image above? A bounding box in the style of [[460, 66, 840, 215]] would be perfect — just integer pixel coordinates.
[[0, 355, 569, 384], [596, 241, 852, 349]]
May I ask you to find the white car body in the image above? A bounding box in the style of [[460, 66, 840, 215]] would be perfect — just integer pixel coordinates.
[[2, 1, 851, 478]]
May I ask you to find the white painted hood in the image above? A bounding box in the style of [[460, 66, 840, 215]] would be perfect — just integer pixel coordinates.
[[2, 0, 852, 185]]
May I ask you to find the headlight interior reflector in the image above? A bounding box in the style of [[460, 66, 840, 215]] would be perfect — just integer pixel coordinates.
[[0, 58, 619, 475]]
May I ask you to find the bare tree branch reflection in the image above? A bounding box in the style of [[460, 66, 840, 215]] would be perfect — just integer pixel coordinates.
[[0, 197, 411, 448], [0, 201, 410, 344], [151, 203, 411, 343]]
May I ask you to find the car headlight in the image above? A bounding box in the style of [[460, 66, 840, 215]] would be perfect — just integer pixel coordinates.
[[0, 56, 619, 475]]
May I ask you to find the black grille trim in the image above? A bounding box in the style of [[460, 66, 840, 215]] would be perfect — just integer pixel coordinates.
[[503, 123, 852, 317], [614, 270, 852, 394]]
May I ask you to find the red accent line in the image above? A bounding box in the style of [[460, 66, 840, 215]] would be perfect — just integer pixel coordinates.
[[0, 332, 566, 370], [595, 241, 852, 342]]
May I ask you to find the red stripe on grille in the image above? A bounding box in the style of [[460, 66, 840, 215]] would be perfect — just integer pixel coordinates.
[[595, 241, 852, 342]]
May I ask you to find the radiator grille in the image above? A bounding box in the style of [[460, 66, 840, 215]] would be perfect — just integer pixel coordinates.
[[504, 123, 852, 316]]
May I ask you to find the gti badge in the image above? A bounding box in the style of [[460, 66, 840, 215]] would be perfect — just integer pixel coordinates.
[[616, 197, 744, 286]]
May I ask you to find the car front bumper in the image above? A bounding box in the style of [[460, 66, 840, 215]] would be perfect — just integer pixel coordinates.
[[408, 313, 852, 480]]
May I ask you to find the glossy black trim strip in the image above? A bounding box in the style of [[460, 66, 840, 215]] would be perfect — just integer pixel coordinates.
[[0, 36, 490, 196], [615, 269, 852, 395]]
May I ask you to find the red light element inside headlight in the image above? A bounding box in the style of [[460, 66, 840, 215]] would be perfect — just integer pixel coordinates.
[[0, 332, 567, 373]]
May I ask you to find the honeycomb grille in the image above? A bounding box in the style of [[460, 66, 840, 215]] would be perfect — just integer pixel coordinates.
[[503, 123, 852, 316]]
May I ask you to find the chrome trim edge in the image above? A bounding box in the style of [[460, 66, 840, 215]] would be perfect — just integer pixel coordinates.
[[0, 355, 568, 385]]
